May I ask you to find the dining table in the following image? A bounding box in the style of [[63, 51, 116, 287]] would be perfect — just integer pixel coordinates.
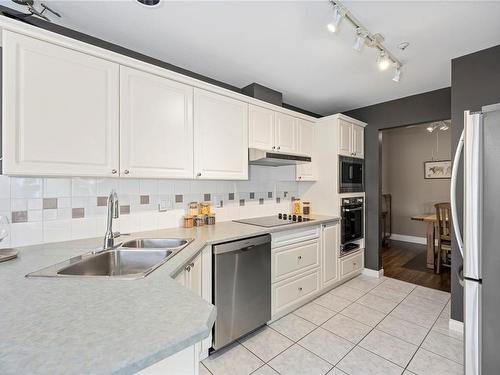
[[410, 213, 439, 270]]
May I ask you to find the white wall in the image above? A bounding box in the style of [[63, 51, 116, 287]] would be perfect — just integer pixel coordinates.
[[381, 123, 451, 237], [0, 166, 301, 248]]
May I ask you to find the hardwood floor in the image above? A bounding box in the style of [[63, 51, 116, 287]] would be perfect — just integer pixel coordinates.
[[382, 240, 450, 292]]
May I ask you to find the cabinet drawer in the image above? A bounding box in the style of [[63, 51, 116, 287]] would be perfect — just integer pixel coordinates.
[[273, 269, 320, 315], [273, 240, 319, 282], [340, 251, 363, 277], [272, 227, 320, 248]]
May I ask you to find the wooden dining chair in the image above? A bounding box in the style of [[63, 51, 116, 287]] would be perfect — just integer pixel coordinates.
[[434, 202, 452, 274]]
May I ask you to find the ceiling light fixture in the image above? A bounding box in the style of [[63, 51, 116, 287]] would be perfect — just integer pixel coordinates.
[[392, 65, 402, 82], [327, 5, 343, 33], [353, 28, 367, 52], [327, 1, 404, 81], [377, 51, 391, 71]]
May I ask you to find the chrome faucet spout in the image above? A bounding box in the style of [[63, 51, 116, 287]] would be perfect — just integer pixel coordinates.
[[103, 190, 119, 251]]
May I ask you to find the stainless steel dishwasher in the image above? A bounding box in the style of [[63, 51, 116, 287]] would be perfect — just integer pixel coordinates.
[[213, 234, 271, 351]]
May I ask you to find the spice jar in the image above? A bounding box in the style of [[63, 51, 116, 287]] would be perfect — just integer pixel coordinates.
[[206, 213, 216, 225], [292, 198, 302, 215], [303, 201, 311, 216], [183, 215, 193, 228], [193, 215, 205, 227], [188, 202, 199, 216], [200, 202, 211, 215]]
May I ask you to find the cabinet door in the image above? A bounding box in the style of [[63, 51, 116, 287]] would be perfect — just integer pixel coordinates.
[[322, 223, 339, 288], [338, 120, 352, 156], [2, 31, 120, 177], [296, 119, 316, 181], [187, 254, 202, 297], [352, 124, 364, 158], [120, 67, 193, 178], [194, 89, 248, 180], [275, 112, 298, 153], [249, 105, 275, 151]]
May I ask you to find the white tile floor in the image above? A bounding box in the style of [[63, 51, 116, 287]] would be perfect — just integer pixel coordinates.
[[202, 275, 463, 375]]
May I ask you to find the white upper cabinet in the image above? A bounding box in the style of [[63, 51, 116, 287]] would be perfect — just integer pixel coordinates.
[[194, 89, 248, 180], [296, 119, 316, 181], [338, 120, 353, 157], [352, 124, 364, 158], [275, 112, 298, 153], [338, 119, 364, 158], [120, 66, 194, 179], [2, 31, 120, 177], [248, 105, 275, 151]]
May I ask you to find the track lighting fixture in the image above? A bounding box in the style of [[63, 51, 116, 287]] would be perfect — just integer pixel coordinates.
[[427, 121, 450, 133], [353, 28, 367, 52], [377, 51, 391, 71], [327, 0, 404, 82], [392, 65, 401, 82], [327, 5, 343, 33]]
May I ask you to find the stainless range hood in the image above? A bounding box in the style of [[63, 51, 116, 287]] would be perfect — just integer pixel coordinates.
[[249, 148, 311, 167]]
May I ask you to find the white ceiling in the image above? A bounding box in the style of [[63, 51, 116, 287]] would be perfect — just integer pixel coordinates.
[[3, 1, 500, 115]]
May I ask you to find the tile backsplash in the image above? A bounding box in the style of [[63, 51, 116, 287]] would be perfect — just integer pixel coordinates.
[[0, 166, 302, 248]]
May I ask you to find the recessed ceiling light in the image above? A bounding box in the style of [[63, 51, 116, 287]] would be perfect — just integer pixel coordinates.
[[137, 0, 160, 7]]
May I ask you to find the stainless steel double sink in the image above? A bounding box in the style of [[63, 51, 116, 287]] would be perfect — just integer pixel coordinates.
[[26, 238, 194, 279]]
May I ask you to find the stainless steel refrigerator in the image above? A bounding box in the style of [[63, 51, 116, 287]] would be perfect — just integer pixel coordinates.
[[451, 103, 500, 375]]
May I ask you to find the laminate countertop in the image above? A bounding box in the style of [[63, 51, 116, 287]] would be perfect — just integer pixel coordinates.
[[0, 215, 339, 375]]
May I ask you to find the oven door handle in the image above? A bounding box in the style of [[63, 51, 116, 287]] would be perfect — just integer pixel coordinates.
[[343, 207, 363, 212]]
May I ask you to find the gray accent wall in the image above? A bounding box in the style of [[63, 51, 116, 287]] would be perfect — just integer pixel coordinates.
[[344, 87, 451, 272], [450, 44, 500, 322]]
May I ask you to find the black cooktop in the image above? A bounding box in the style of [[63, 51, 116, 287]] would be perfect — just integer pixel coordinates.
[[233, 214, 314, 228]]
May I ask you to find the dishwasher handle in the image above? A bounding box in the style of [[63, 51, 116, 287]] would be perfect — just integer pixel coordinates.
[[213, 234, 271, 255]]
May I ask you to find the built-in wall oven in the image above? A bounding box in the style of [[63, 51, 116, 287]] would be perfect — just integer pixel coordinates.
[[340, 197, 364, 256], [339, 156, 364, 193]]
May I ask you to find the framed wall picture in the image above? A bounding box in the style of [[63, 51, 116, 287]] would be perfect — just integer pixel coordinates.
[[424, 160, 452, 179]]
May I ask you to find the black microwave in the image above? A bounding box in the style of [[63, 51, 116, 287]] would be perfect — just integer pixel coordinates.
[[339, 156, 364, 193]]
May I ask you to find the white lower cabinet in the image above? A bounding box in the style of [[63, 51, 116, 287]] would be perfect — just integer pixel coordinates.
[[321, 223, 339, 289], [137, 344, 199, 375], [272, 269, 320, 317], [340, 250, 364, 279], [272, 239, 319, 282]]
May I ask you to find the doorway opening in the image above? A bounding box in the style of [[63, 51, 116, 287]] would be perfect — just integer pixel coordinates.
[[380, 120, 451, 292]]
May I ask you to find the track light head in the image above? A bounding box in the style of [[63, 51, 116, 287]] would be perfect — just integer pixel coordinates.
[[427, 125, 435, 133], [377, 51, 391, 71], [353, 28, 367, 52], [392, 65, 401, 82], [327, 5, 344, 33]]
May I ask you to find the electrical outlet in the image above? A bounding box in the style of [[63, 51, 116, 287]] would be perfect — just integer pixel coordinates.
[[158, 198, 172, 212]]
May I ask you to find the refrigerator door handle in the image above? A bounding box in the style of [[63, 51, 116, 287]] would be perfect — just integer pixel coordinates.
[[464, 111, 483, 280], [451, 129, 464, 258]]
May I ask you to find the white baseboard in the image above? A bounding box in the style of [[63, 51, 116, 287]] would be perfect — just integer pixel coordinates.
[[449, 318, 464, 334], [390, 234, 440, 246], [362, 268, 384, 278], [390, 234, 427, 245]]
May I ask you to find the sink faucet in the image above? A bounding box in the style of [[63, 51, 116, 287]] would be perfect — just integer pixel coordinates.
[[103, 190, 119, 251]]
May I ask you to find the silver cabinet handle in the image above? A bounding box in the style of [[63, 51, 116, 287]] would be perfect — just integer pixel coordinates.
[[277, 146, 281, 150], [185, 265, 191, 272], [111, 169, 117, 174], [196, 173, 201, 177], [272, 146, 276, 150], [298, 176, 302, 180], [124, 170, 130, 175], [353, 262, 357, 266], [298, 287, 303, 291], [190, 262, 195, 268], [297, 255, 302, 260]]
